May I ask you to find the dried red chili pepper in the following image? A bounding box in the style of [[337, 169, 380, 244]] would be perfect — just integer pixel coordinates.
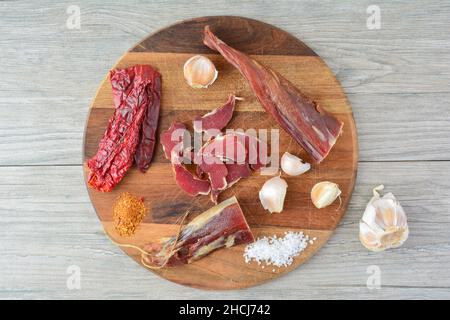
[[110, 65, 162, 172], [87, 65, 161, 192], [134, 74, 161, 172]]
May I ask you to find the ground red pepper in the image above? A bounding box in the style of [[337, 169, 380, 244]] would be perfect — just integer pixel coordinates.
[[113, 192, 147, 237]]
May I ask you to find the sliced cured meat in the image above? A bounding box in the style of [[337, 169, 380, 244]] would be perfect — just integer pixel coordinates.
[[196, 147, 254, 202], [199, 133, 247, 164], [195, 152, 228, 203], [160, 122, 188, 161], [200, 132, 267, 170], [233, 131, 268, 170], [193, 94, 236, 134], [172, 162, 210, 197], [180, 147, 195, 164], [200, 163, 228, 203], [143, 196, 254, 266], [225, 163, 252, 187], [203, 26, 343, 163]]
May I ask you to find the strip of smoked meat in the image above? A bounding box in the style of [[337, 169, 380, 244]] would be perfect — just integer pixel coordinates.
[[203, 26, 343, 163]]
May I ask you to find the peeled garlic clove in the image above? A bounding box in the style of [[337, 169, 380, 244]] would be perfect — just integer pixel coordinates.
[[311, 181, 341, 209], [259, 176, 288, 213], [183, 55, 218, 88], [359, 185, 408, 252], [281, 152, 311, 176]]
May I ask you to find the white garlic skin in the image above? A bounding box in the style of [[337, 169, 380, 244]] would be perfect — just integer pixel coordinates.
[[311, 181, 341, 209], [259, 176, 288, 213], [281, 152, 311, 176], [183, 55, 218, 89], [359, 185, 408, 252]]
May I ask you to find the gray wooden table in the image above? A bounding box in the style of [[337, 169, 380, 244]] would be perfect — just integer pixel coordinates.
[[1, 0, 449, 299]]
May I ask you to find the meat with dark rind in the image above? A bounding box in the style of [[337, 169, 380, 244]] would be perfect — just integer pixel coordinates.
[[142, 196, 254, 266]]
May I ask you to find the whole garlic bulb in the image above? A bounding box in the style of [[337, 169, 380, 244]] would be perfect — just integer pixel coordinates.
[[311, 181, 341, 209], [183, 55, 218, 88], [259, 176, 288, 213], [359, 185, 409, 252]]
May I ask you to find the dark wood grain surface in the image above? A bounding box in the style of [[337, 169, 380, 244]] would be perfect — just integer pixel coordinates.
[[132, 16, 318, 56]]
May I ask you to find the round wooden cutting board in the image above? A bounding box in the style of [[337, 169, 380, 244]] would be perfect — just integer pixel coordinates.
[[83, 16, 358, 290]]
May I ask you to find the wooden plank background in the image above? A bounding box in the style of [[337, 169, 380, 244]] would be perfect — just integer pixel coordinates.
[[0, 0, 449, 299]]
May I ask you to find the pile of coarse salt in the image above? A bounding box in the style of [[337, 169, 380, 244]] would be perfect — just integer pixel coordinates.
[[243, 231, 316, 270]]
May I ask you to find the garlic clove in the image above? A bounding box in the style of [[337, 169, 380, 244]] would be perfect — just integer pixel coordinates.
[[183, 55, 218, 89], [359, 185, 409, 252], [311, 181, 341, 209], [280, 152, 311, 176], [259, 176, 288, 213], [374, 197, 398, 229], [359, 220, 384, 251]]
